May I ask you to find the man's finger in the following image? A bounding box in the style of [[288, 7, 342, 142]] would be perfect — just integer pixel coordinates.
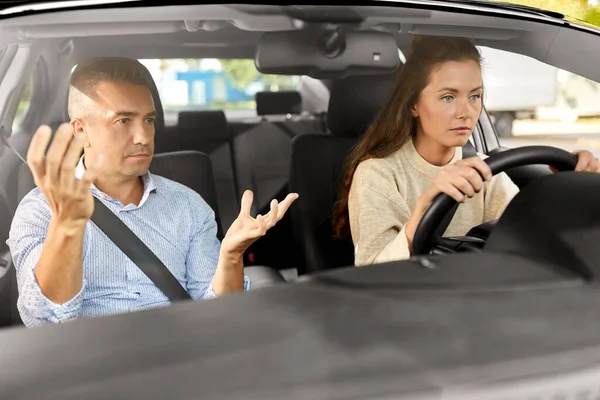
[[44, 123, 75, 187], [77, 170, 96, 194], [266, 199, 278, 228], [276, 193, 299, 220], [26, 125, 53, 182], [256, 214, 267, 235], [77, 153, 104, 193], [60, 133, 86, 192], [239, 190, 253, 218], [63, 132, 85, 167]]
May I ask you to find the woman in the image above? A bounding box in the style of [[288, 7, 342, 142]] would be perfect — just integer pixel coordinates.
[[332, 35, 600, 266]]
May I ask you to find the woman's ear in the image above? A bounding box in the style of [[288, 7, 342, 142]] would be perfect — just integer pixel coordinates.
[[411, 104, 418, 117]]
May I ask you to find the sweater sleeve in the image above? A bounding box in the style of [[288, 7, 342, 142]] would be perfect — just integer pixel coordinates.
[[483, 171, 520, 222], [348, 161, 413, 266]]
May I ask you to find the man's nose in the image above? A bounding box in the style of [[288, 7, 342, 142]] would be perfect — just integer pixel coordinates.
[[132, 121, 153, 145]]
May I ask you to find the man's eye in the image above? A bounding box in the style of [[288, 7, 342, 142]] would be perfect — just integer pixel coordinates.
[[117, 118, 130, 124], [145, 118, 155, 124]]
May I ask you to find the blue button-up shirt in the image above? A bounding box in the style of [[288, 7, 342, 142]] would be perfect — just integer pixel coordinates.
[[7, 158, 250, 327]]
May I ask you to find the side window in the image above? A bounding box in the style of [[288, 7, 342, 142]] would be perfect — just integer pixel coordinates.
[[479, 46, 600, 159], [12, 73, 34, 131], [138, 58, 302, 124]]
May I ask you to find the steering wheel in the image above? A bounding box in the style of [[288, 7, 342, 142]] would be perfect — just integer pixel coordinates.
[[411, 146, 579, 256]]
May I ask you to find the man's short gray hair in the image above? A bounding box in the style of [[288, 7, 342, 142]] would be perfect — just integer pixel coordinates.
[[67, 57, 151, 120]]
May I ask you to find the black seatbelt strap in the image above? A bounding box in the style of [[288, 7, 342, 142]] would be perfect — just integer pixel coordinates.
[[1, 130, 191, 302], [272, 121, 298, 139], [434, 141, 478, 238], [90, 197, 192, 301]]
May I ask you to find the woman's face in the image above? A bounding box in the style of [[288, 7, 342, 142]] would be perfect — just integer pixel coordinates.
[[413, 60, 483, 148]]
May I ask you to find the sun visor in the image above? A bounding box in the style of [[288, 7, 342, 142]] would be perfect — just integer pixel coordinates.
[[255, 29, 400, 79]]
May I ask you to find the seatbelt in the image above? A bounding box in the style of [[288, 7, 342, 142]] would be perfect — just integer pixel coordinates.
[[1, 130, 192, 302], [90, 197, 191, 301], [272, 121, 299, 139], [434, 141, 478, 238]]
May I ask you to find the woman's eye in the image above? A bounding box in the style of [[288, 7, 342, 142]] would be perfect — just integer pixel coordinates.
[[469, 94, 482, 101], [441, 95, 454, 102]]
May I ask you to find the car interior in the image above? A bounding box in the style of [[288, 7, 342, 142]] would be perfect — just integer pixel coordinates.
[[2, 2, 600, 398], [0, 3, 599, 326]]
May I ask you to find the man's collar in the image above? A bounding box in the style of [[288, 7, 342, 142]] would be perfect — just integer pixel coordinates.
[[75, 156, 86, 180], [75, 156, 157, 202]]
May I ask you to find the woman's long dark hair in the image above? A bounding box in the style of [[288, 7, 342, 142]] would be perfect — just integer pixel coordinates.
[[332, 35, 482, 239]]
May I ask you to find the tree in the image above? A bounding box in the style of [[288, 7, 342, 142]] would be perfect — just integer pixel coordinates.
[[491, 0, 600, 25], [220, 59, 300, 92], [584, 5, 600, 26], [220, 59, 260, 90], [262, 74, 298, 91]]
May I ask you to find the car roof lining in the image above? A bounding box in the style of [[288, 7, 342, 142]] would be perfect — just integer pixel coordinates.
[[0, 4, 598, 90]]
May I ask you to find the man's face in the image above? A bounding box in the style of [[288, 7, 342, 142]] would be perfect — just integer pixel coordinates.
[[73, 81, 156, 180]]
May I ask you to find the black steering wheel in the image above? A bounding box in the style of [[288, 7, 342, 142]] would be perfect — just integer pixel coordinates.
[[411, 146, 579, 256]]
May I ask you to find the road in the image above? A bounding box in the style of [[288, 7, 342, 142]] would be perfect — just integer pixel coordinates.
[[501, 134, 600, 158]]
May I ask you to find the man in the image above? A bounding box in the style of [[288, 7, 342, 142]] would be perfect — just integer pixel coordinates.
[[7, 57, 298, 327]]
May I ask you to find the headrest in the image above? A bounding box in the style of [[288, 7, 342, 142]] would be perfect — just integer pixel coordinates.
[[139, 64, 165, 135], [255, 91, 302, 116], [177, 110, 229, 141], [327, 73, 395, 138]]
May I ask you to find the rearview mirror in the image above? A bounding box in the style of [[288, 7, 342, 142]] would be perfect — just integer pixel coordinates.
[[255, 29, 400, 79]]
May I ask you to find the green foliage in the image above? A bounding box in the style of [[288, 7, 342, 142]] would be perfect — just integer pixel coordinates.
[[584, 5, 600, 26], [220, 59, 260, 90], [220, 59, 298, 91], [489, 0, 600, 26], [262, 74, 297, 91]]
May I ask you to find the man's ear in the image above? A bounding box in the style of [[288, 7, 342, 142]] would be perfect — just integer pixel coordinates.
[[70, 119, 90, 147]]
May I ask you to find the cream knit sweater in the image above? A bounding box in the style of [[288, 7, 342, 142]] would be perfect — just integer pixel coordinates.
[[348, 139, 519, 266]]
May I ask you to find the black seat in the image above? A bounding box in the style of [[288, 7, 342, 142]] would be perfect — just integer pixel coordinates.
[[155, 110, 238, 230], [289, 74, 396, 275], [0, 185, 18, 327], [228, 90, 327, 271], [149, 150, 224, 240], [231, 90, 325, 216]]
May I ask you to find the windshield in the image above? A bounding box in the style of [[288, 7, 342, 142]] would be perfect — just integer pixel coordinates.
[[138, 58, 302, 122], [1, 5, 600, 396], [476, 0, 600, 25]]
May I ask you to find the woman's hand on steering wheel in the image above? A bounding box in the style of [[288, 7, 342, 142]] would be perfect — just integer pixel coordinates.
[[410, 145, 582, 256], [550, 149, 600, 174], [405, 156, 491, 247], [422, 156, 492, 204]]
